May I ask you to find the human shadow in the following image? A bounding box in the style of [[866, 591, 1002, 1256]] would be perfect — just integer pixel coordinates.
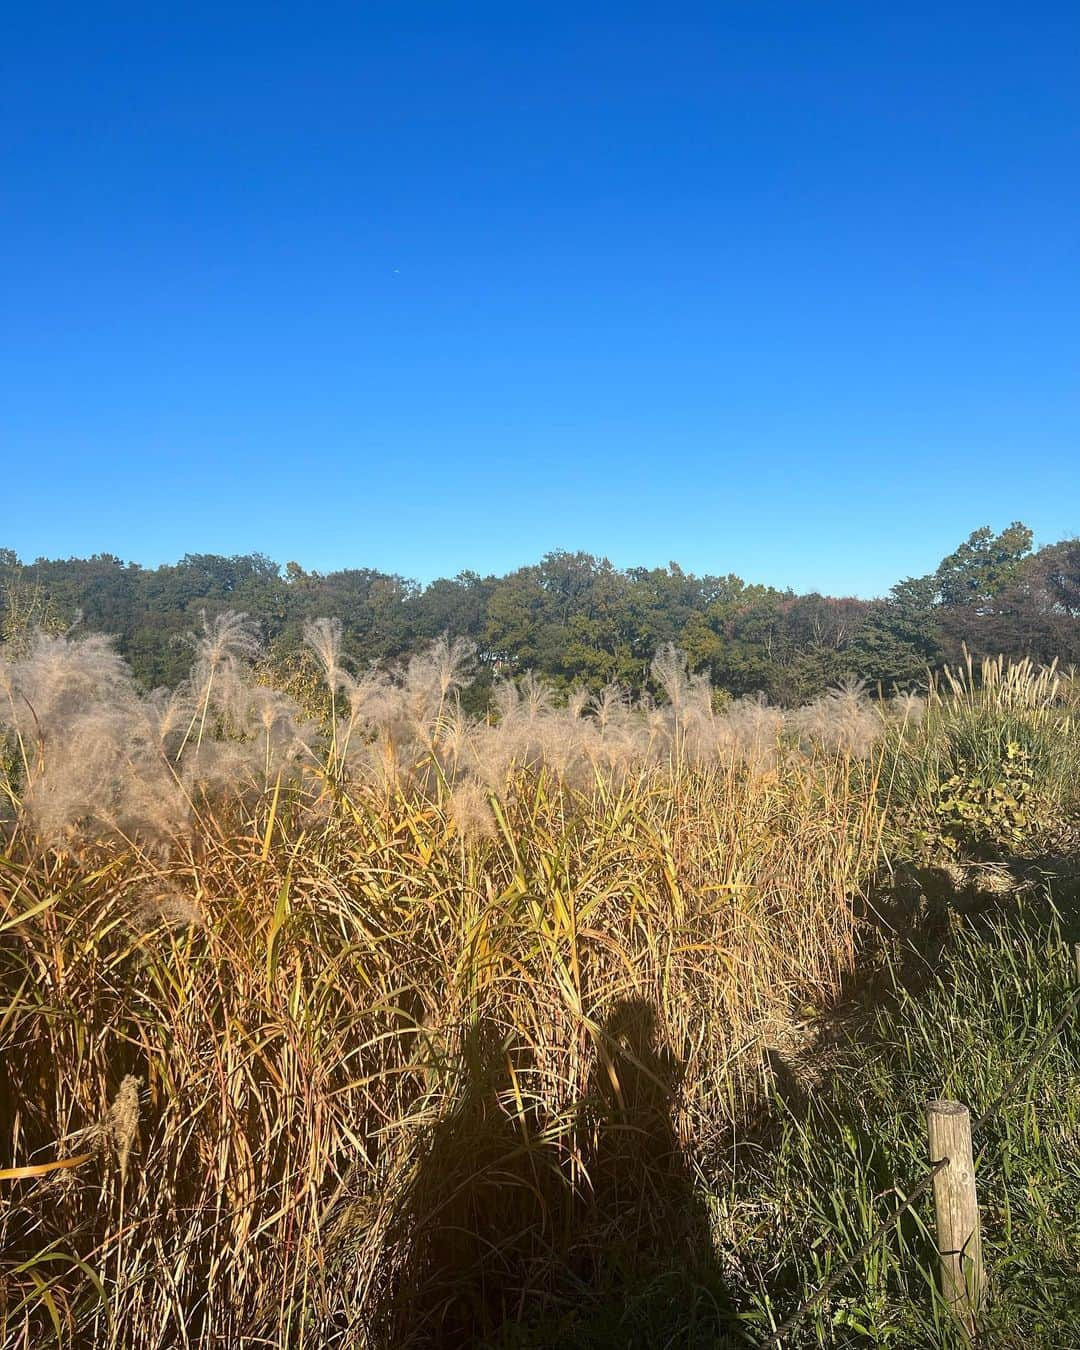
[[577, 1000, 709, 1277], [372, 999, 737, 1348], [371, 1016, 560, 1348]]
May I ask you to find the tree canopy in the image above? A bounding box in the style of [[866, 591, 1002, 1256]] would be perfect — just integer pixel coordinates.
[[2, 526, 1077, 702]]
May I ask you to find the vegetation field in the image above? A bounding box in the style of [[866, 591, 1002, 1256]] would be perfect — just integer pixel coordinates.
[[1, 615, 1078, 1348]]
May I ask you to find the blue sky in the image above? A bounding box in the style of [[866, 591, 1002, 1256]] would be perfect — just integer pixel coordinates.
[[3, 2, 1078, 597]]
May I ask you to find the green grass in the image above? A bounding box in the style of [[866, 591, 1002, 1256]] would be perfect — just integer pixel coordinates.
[[745, 892, 1080, 1348], [507, 889, 1080, 1348]]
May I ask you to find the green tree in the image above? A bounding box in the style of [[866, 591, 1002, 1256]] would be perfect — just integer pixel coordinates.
[[935, 522, 1033, 608]]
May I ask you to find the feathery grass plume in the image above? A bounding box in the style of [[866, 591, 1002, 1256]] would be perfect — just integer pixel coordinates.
[[6, 631, 131, 726], [126, 880, 205, 932], [337, 665, 395, 770], [401, 633, 476, 742], [565, 687, 590, 722], [940, 648, 1062, 716], [0, 631, 190, 843], [589, 682, 627, 734], [434, 700, 474, 778], [468, 670, 561, 789], [247, 683, 309, 765], [303, 616, 344, 691], [511, 669, 556, 724], [650, 641, 691, 715], [889, 690, 926, 726], [681, 670, 720, 762], [304, 616, 346, 770], [716, 695, 786, 774], [446, 775, 497, 841], [790, 677, 883, 758], [179, 608, 263, 756], [649, 643, 718, 764], [106, 1075, 141, 1184], [585, 683, 639, 777], [234, 677, 315, 774], [145, 684, 197, 752], [310, 634, 479, 791], [0, 648, 33, 803], [639, 691, 671, 758], [0, 615, 322, 843], [193, 607, 264, 669]]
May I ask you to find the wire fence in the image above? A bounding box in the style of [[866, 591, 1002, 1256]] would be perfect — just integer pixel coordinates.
[[757, 951, 1080, 1349]]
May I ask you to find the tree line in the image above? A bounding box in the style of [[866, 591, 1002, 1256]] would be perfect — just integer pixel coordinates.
[[1, 523, 1077, 705]]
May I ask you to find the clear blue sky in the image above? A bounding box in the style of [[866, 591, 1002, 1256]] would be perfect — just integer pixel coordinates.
[[3, 2, 1078, 597]]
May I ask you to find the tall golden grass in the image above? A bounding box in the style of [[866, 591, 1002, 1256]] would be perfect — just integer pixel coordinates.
[[0, 758, 882, 1346], [2, 634, 1074, 1348]]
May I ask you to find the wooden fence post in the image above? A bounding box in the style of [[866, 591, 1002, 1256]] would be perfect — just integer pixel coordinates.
[[926, 1099, 983, 1337]]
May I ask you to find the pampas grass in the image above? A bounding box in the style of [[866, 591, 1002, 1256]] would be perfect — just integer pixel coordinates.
[[3, 619, 1071, 1348]]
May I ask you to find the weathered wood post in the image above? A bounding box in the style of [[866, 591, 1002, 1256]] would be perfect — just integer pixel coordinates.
[[926, 1099, 983, 1337]]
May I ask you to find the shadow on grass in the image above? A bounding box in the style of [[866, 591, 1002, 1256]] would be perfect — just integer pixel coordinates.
[[373, 856, 1080, 1349], [373, 998, 739, 1348]]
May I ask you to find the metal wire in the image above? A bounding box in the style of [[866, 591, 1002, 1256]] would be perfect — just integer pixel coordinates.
[[756, 969, 1080, 1348], [757, 1157, 949, 1350], [970, 980, 1080, 1137]]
